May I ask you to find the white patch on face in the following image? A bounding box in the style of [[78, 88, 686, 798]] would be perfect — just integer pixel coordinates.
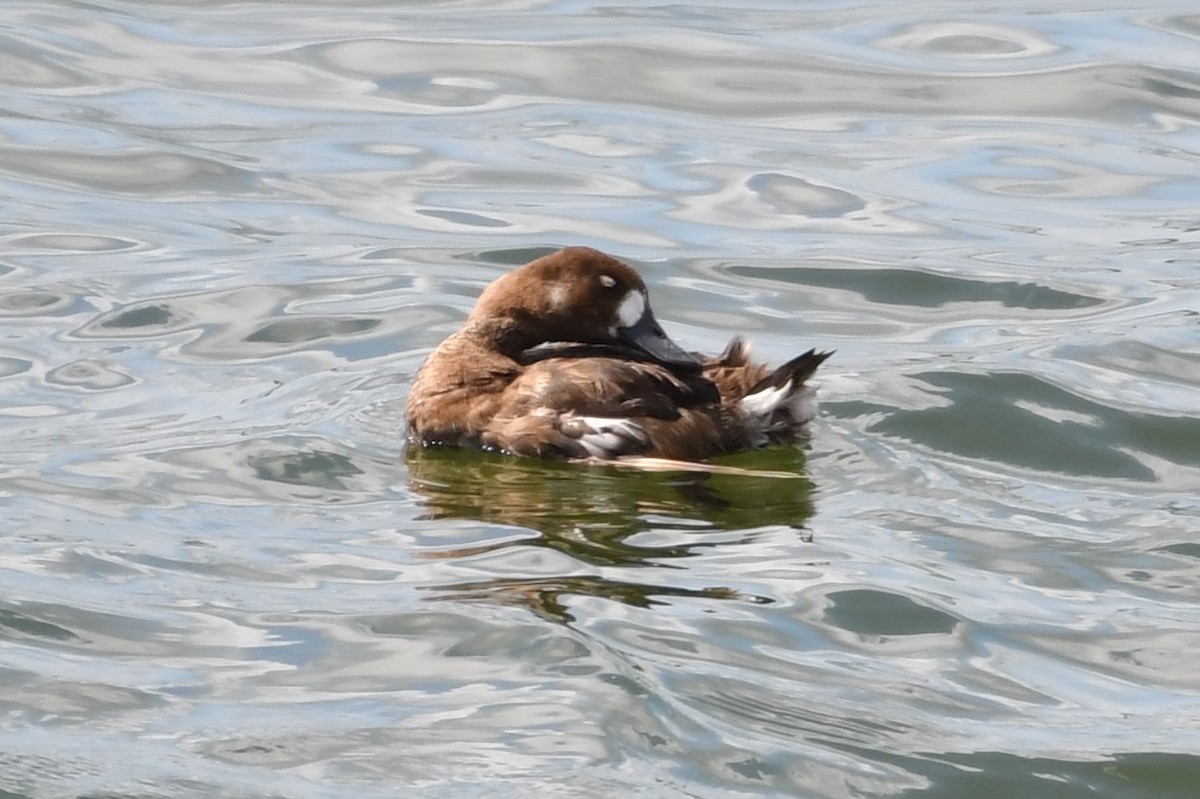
[[547, 283, 568, 311], [614, 290, 646, 330]]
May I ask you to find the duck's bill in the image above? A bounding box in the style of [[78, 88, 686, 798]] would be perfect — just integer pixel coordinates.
[[618, 309, 699, 369]]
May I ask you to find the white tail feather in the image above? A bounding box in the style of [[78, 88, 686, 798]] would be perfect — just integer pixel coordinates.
[[567, 415, 647, 459], [741, 379, 792, 420], [740, 380, 819, 442]]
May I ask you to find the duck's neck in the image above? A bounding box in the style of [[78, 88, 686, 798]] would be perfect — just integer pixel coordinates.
[[461, 316, 544, 360]]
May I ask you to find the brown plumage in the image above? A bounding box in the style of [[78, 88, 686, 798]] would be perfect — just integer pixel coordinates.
[[405, 247, 831, 461]]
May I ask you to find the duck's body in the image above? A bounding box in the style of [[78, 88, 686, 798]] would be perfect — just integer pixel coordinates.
[[405, 247, 831, 462]]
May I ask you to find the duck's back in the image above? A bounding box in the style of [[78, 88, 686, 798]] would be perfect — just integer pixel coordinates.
[[485, 351, 734, 460]]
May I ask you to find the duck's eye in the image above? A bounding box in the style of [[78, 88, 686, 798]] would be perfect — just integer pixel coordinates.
[[598, 274, 617, 289]]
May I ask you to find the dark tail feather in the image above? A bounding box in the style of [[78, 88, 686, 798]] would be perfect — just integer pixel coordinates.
[[749, 349, 833, 395]]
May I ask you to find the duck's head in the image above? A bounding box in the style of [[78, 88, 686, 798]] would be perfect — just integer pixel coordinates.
[[467, 246, 698, 369]]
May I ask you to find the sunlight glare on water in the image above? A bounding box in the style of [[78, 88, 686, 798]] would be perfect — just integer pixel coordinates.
[[1, 1, 1199, 797]]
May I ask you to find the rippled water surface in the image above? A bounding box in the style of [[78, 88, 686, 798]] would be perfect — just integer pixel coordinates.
[[3, 1, 1200, 797]]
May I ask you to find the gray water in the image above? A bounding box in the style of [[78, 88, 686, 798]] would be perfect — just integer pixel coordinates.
[[3, 1, 1200, 797]]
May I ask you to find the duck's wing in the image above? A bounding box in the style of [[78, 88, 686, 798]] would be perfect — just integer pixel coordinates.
[[480, 356, 720, 459], [507, 355, 718, 419]]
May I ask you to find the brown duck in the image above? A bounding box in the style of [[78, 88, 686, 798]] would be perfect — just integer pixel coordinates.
[[406, 247, 831, 461]]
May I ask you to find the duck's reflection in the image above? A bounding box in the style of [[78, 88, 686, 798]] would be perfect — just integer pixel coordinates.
[[406, 447, 817, 621], [429, 575, 753, 624]]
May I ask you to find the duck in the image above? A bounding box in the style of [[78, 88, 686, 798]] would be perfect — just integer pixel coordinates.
[[405, 246, 831, 462]]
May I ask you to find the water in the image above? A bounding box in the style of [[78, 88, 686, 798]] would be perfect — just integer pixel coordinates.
[[2, 1, 1199, 796]]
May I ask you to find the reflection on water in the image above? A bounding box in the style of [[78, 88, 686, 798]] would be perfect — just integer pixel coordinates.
[[407, 447, 817, 547], [4, 0, 1200, 797], [406, 447, 814, 620]]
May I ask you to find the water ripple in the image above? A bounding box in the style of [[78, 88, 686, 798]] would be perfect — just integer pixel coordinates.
[[3, 1, 1200, 797]]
